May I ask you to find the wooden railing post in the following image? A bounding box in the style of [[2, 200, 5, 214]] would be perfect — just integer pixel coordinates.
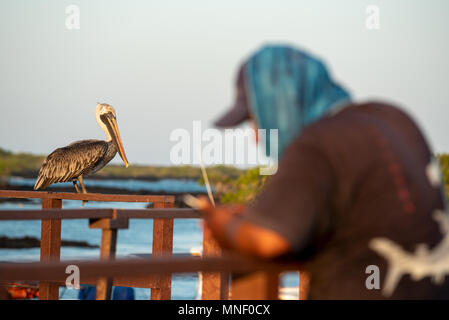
[[231, 271, 279, 300], [39, 198, 62, 300], [89, 209, 129, 300], [202, 228, 229, 300], [150, 200, 174, 300], [98, 230, 116, 300], [299, 271, 309, 300]]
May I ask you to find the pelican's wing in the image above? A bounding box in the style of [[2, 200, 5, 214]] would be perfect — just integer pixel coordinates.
[[34, 140, 108, 190]]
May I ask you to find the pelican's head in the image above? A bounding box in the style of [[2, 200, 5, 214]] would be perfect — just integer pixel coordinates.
[[96, 103, 129, 168]]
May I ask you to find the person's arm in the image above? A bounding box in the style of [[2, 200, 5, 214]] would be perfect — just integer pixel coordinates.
[[198, 199, 291, 258], [199, 142, 333, 259]]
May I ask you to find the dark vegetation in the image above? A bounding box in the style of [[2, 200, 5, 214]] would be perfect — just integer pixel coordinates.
[[439, 153, 449, 200]]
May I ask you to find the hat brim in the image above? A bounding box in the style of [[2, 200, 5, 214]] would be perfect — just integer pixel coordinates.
[[214, 101, 250, 128]]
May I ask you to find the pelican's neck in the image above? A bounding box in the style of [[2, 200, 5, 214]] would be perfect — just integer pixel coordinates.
[[96, 112, 112, 141]]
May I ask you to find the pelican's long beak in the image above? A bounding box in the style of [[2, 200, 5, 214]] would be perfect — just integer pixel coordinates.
[[102, 113, 129, 167]]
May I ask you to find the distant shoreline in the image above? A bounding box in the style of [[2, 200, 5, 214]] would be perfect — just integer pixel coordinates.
[[0, 236, 99, 249]]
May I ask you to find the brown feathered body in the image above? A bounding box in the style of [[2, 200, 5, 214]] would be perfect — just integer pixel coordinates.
[[34, 139, 117, 190]]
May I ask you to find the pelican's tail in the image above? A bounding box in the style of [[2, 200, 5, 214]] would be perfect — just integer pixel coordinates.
[[34, 174, 48, 190], [34, 177, 43, 190]]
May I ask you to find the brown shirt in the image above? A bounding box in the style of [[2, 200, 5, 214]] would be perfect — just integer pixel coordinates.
[[243, 102, 448, 299]]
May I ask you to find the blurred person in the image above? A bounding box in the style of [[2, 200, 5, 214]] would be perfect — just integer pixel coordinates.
[[198, 45, 449, 299]]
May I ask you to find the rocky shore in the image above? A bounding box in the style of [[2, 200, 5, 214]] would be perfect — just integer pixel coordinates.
[[0, 236, 99, 249]]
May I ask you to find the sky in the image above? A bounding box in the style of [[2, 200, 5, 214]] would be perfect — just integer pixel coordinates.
[[0, 0, 448, 165]]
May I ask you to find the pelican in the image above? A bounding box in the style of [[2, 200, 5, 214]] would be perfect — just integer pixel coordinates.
[[34, 103, 129, 194]]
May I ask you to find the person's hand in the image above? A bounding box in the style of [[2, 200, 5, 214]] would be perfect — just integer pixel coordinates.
[[197, 196, 246, 216], [197, 196, 291, 258], [197, 196, 246, 248]]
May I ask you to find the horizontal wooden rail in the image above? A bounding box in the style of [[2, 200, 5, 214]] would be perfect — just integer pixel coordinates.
[[0, 208, 201, 220], [119, 208, 200, 219], [0, 254, 199, 289], [0, 208, 112, 220], [0, 256, 302, 282], [0, 190, 232, 300], [0, 190, 174, 203]]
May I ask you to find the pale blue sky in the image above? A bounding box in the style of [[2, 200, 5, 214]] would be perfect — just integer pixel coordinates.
[[0, 0, 448, 165]]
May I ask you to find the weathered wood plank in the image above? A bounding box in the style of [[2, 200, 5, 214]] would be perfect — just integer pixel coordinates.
[[0, 208, 113, 220], [0, 208, 200, 220], [299, 271, 310, 300], [118, 208, 201, 219], [89, 217, 129, 229], [202, 227, 229, 300], [39, 198, 62, 300], [231, 272, 279, 300], [0, 190, 173, 203], [151, 202, 174, 300], [96, 228, 117, 300], [0, 275, 159, 289], [0, 256, 302, 282]]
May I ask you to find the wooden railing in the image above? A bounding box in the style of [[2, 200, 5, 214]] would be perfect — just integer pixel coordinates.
[[0, 255, 303, 299], [0, 190, 304, 300]]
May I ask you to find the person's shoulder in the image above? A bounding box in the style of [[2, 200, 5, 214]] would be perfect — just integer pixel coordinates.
[[335, 100, 416, 123], [328, 100, 408, 120], [292, 100, 409, 149], [304, 100, 411, 133], [295, 102, 360, 143]]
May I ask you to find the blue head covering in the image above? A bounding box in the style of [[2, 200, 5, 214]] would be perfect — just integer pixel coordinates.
[[245, 45, 351, 158]]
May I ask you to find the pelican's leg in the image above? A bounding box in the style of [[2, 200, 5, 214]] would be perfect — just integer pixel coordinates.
[[72, 180, 81, 193], [78, 175, 88, 206], [78, 175, 88, 193]]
